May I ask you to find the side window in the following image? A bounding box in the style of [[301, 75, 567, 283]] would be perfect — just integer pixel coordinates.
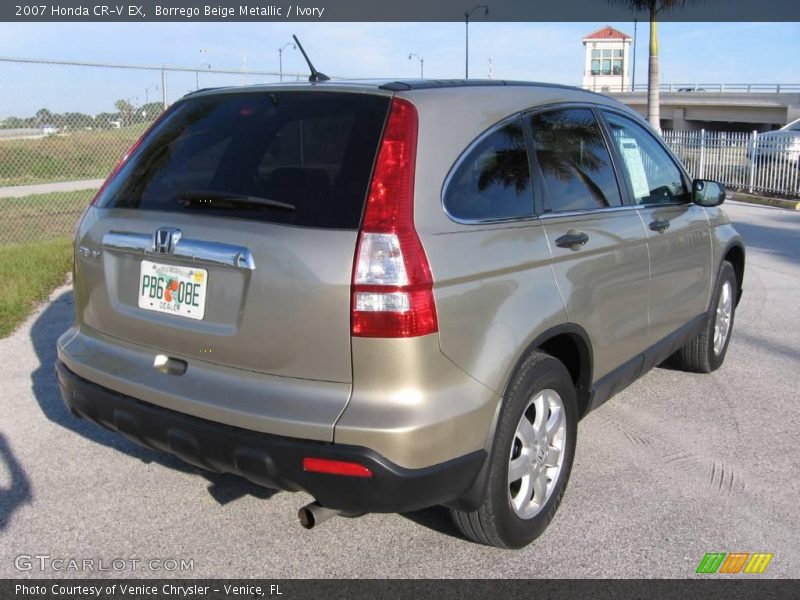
[[444, 119, 533, 221], [602, 111, 689, 205], [528, 108, 622, 212]]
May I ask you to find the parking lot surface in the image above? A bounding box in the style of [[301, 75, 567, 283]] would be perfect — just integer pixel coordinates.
[[1, 201, 798, 578]]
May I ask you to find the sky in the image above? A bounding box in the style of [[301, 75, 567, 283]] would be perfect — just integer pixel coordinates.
[[0, 21, 798, 118]]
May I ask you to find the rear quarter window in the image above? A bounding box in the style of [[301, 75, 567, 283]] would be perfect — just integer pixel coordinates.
[[96, 91, 390, 229], [443, 119, 534, 222]]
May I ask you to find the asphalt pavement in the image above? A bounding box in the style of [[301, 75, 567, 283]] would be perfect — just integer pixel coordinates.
[[0, 201, 798, 578]]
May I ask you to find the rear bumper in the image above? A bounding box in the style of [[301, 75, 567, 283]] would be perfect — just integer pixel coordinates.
[[56, 360, 486, 513]]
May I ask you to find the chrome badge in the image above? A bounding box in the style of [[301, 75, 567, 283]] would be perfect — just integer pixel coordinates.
[[152, 228, 182, 254]]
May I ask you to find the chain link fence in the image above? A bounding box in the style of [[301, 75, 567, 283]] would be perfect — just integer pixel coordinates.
[[1, 58, 799, 248], [0, 56, 312, 246]]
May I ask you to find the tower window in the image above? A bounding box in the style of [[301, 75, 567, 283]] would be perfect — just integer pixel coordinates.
[[590, 48, 624, 76]]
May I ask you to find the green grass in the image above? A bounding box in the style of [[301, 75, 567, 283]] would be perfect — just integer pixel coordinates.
[[0, 124, 147, 186], [0, 189, 94, 245], [0, 238, 73, 338]]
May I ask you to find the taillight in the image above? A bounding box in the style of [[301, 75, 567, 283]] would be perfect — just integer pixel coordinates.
[[351, 97, 438, 338], [89, 110, 169, 206]]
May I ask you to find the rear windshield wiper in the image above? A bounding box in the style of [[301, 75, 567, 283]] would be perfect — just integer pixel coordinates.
[[175, 190, 295, 211]]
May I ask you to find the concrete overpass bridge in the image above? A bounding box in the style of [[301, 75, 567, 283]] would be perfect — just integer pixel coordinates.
[[597, 83, 800, 131]]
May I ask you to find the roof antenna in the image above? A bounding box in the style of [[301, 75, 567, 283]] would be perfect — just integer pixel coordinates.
[[292, 34, 330, 82]]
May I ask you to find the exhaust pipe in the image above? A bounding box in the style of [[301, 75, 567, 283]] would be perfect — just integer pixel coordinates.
[[298, 501, 341, 529]]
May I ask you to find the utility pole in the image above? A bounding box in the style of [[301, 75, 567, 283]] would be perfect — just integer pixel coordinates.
[[408, 53, 424, 78], [161, 68, 168, 110], [632, 20, 638, 91], [195, 63, 211, 90], [464, 4, 489, 79], [279, 42, 296, 82], [197, 48, 211, 91], [144, 85, 158, 105]]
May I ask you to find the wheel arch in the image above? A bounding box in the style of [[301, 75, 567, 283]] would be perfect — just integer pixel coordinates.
[[448, 323, 593, 512], [508, 324, 594, 419], [722, 242, 745, 306]]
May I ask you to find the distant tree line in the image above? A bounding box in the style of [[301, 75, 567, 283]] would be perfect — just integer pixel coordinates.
[[0, 101, 164, 130]]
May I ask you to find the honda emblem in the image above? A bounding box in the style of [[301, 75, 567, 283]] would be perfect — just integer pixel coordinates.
[[153, 228, 181, 254]]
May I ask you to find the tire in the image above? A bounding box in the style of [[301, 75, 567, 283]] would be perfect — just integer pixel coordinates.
[[671, 261, 737, 373], [450, 352, 577, 549]]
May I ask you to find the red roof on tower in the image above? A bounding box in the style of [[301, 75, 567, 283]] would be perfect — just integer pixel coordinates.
[[583, 26, 631, 41]]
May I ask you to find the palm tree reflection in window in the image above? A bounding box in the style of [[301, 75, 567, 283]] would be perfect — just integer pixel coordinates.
[[445, 118, 533, 221], [476, 120, 530, 195], [529, 109, 622, 211]]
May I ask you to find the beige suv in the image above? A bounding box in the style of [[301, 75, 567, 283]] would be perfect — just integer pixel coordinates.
[[56, 80, 744, 548]]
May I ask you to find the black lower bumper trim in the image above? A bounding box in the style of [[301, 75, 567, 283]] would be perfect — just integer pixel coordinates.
[[55, 360, 486, 513]]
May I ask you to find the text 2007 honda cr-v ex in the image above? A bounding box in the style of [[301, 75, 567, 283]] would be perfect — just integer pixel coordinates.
[[57, 80, 744, 548]]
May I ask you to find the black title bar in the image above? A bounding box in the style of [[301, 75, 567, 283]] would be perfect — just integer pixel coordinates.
[[5, 579, 800, 600], [2, 0, 800, 22]]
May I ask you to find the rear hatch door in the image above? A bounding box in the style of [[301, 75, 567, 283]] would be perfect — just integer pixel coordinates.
[[75, 90, 390, 383]]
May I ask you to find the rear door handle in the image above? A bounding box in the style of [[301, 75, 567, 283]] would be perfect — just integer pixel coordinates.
[[555, 230, 589, 249], [649, 219, 670, 233]]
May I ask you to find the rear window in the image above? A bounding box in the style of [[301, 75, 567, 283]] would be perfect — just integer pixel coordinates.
[[96, 91, 390, 229]]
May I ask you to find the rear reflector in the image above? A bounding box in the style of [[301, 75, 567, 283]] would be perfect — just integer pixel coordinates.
[[351, 97, 438, 338], [302, 457, 373, 478]]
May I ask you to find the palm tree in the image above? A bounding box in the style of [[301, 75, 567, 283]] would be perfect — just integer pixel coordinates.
[[114, 99, 134, 127], [35, 108, 52, 127], [610, 0, 698, 130]]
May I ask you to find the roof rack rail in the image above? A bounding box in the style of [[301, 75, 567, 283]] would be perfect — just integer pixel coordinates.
[[377, 79, 591, 93], [182, 86, 225, 98]]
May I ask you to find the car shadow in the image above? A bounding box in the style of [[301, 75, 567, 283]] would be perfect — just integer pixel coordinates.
[[29, 289, 278, 506], [401, 505, 465, 541], [0, 432, 32, 530]]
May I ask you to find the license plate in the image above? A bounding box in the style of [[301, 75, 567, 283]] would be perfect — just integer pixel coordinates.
[[138, 260, 207, 320]]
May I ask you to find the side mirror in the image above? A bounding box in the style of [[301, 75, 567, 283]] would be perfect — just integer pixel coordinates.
[[693, 179, 726, 207]]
